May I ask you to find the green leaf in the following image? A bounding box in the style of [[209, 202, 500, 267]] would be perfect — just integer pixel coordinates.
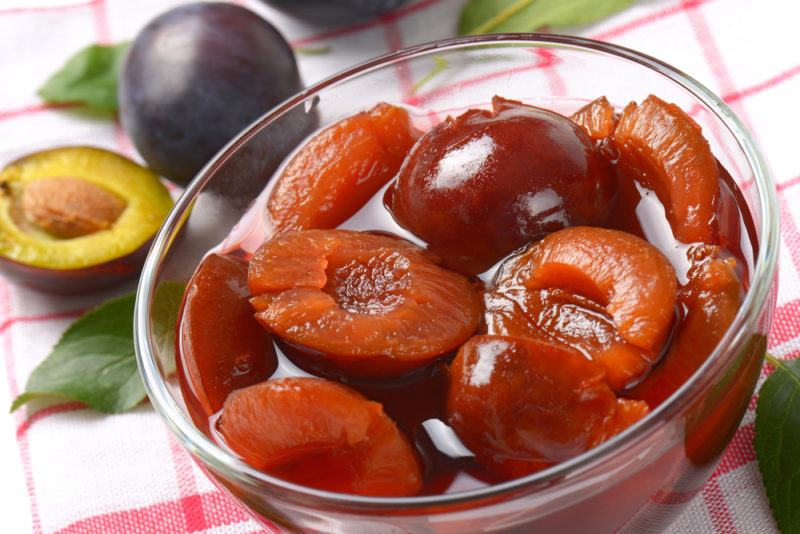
[[151, 282, 187, 376], [459, 0, 635, 35], [755, 354, 800, 533], [11, 283, 185, 414], [38, 42, 130, 112]]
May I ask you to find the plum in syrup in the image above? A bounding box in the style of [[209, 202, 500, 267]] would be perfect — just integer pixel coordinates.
[[178, 254, 276, 424], [629, 251, 742, 406], [248, 229, 480, 377], [486, 226, 678, 391], [390, 97, 615, 274], [447, 336, 649, 478], [218, 377, 422, 496], [614, 95, 720, 244], [268, 103, 418, 233], [570, 96, 617, 145]]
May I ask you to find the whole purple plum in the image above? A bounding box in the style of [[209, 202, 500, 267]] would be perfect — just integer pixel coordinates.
[[119, 3, 302, 185]]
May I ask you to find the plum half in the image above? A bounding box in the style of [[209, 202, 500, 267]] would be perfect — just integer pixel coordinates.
[[447, 335, 648, 479], [268, 103, 418, 233], [218, 377, 422, 496], [178, 253, 277, 425], [614, 95, 720, 244], [248, 229, 480, 377], [487, 226, 678, 391], [0, 146, 172, 293]]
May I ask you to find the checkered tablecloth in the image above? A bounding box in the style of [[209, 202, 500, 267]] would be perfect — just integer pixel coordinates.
[[0, 0, 798, 532]]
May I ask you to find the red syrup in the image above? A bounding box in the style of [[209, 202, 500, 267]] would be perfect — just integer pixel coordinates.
[[176, 105, 757, 496]]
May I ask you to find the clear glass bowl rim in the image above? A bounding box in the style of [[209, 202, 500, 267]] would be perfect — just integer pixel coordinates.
[[134, 33, 779, 511]]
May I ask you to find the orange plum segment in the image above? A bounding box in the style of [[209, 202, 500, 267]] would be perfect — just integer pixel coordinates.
[[268, 103, 418, 233], [570, 96, 617, 143], [629, 254, 742, 407], [614, 95, 720, 244], [500, 226, 678, 353], [218, 377, 422, 496], [248, 229, 480, 377], [178, 254, 276, 421], [484, 287, 654, 392]]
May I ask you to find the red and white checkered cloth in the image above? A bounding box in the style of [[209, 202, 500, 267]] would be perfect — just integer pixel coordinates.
[[0, 0, 798, 532]]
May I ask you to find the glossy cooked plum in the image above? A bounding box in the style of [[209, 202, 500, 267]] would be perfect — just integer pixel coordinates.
[[390, 97, 615, 274], [218, 377, 422, 496], [614, 95, 720, 244], [489, 226, 677, 390], [570, 96, 617, 145], [268, 103, 418, 233], [484, 287, 654, 393], [629, 251, 742, 407], [447, 336, 649, 478], [120, 3, 302, 185], [248, 229, 480, 377], [262, 0, 409, 25], [178, 254, 277, 424], [499, 226, 677, 351]]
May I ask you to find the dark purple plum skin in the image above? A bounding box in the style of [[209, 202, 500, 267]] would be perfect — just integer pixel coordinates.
[[262, 0, 409, 25], [119, 3, 302, 186], [0, 241, 149, 294]]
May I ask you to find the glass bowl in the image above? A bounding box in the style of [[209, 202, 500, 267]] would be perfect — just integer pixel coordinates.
[[134, 34, 779, 533]]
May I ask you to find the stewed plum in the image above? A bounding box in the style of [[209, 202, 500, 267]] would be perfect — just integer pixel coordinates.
[[630, 251, 742, 406], [120, 3, 302, 185], [570, 96, 617, 145], [248, 229, 480, 377], [614, 95, 720, 244], [390, 97, 614, 274], [447, 336, 649, 478], [484, 287, 655, 393], [268, 103, 418, 233], [178, 254, 276, 424], [218, 377, 422, 496], [487, 226, 677, 390]]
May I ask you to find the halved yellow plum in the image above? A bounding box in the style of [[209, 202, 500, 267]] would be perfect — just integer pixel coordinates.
[[0, 146, 173, 292]]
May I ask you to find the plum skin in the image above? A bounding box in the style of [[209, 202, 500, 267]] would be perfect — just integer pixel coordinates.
[[390, 98, 615, 274], [120, 3, 302, 185], [261, 0, 409, 25]]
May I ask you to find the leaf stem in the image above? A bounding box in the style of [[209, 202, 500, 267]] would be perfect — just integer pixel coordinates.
[[412, 56, 449, 93], [468, 0, 537, 35]]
